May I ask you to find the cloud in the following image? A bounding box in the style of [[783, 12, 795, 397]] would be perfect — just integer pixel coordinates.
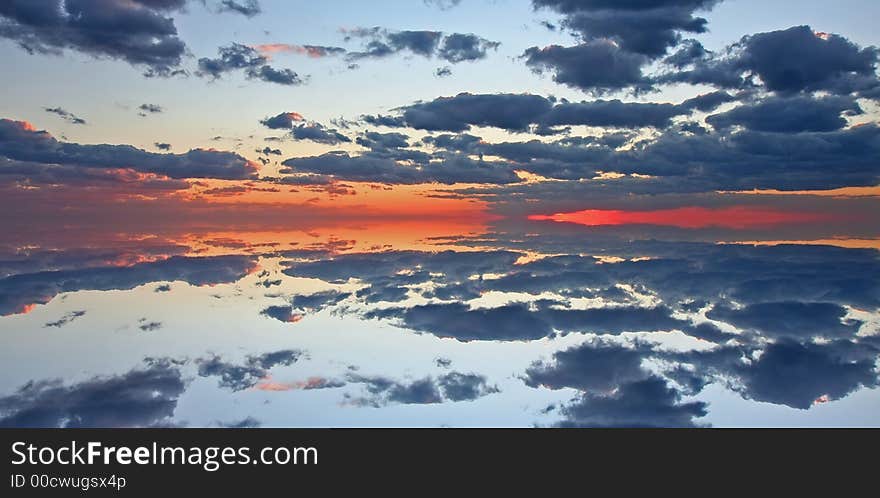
[[198, 43, 305, 86], [356, 131, 410, 150], [660, 26, 880, 97], [0, 254, 258, 315], [558, 377, 708, 427], [437, 33, 500, 63], [0, 0, 187, 75], [524, 341, 707, 427], [366, 303, 556, 342], [219, 416, 261, 428], [548, 1, 718, 56], [0, 119, 259, 181], [0, 359, 185, 428], [138, 320, 163, 331], [523, 41, 651, 93], [259, 113, 349, 145], [196, 350, 303, 391], [44, 310, 86, 328], [260, 112, 306, 129], [139, 103, 164, 116], [253, 43, 346, 58], [437, 372, 499, 401], [281, 150, 521, 185], [345, 370, 497, 406], [733, 341, 879, 409], [386, 93, 554, 132], [706, 302, 862, 340], [44, 107, 86, 125], [369, 91, 726, 136], [217, 0, 261, 17], [290, 123, 351, 145], [706, 95, 862, 133], [424, 0, 461, 9], [260, 305, 303, 323], [406, 119, 880, 191], [524, 0, 723, 92], [345, 28, 499, 64], [154, 142, 172, 150]]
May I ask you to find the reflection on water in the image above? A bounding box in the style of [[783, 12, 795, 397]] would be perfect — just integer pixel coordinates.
[[1, 221, 878, 427]]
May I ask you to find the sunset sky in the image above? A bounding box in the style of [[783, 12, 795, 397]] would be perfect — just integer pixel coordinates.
[[1, 0, 878, 232], [1, 0, 879, 428]]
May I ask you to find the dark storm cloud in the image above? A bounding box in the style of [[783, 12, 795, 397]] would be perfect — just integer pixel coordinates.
[[706, 95, 862, 133], [0, 119, 258, 181], [196, 350, 303, 391], [217, 0, 261, 17], [0, 0, 187, 75], [345, 28, 499, 64], [660, 26, 880, 96], [0, 255, 257, 315], [0, 360, 185, 428], [44, 107, 86, 125], [198, 43, 304, 86]]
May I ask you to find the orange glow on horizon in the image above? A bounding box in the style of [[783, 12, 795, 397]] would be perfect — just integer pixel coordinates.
[[188, 180, 496, 219]]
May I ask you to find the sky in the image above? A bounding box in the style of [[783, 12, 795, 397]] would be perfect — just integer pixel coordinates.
[[0, 0, 879, 428]]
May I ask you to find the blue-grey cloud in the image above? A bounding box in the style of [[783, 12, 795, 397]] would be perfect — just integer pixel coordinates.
[[198, 43, 304, 86], [0, 359, 185, 428], [0, 0, 188, 76], [0, 118, 258, 181]]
